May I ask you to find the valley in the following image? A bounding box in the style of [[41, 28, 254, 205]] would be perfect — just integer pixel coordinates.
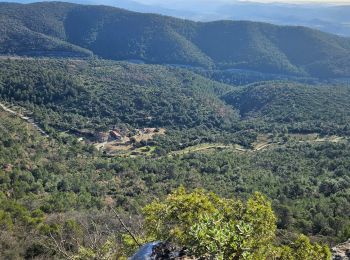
[[169, 133, 347, 156], [0, 2, 350, 259], [1, 57, 349, 259], [2, 95, 345, 159], [93, 127, 166, 156]]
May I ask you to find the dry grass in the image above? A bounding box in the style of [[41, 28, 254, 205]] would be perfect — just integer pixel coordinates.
[[94, 128, 166, 156]]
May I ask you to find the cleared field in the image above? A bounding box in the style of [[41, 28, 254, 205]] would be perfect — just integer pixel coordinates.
[[93, 128, 166, 155], [168, 133, 348, 156], [169, 143, 245, 156]]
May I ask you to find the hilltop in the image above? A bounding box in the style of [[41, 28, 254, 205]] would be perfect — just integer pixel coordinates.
[[1, 2, 350, 77]]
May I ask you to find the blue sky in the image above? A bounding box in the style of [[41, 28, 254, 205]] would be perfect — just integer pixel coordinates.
[[135, 0, 350, 4]]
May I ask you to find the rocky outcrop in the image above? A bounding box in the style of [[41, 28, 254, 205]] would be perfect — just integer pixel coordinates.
[[130, 242, 191, 260], [332, 240, 350, 260]]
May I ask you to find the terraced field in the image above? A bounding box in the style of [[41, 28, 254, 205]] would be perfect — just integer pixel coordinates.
[[168, 133, 348, 156]]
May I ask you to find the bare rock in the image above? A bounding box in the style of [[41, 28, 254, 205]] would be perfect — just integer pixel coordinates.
[[130, 241, 193, 260], [332, 239, 350, 260]]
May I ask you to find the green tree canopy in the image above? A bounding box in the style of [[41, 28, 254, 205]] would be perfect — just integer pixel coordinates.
[[142, 188, 331, 259]]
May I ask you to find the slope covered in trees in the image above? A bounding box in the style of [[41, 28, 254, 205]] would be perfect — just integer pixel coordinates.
[[1, 2, 349, 258], [1, 58, 350, 145], [0, 56, 349, 259], [1, 2, 350, 77], [0, 58, 237, 134], [140, 188, 331, 259], [223, 82, 350, 135], [0, 106, 348, 259]]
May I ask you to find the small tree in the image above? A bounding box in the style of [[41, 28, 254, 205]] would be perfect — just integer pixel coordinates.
[[142, 188, 331, 259]]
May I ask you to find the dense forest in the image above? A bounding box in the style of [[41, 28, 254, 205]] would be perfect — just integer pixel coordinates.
[[1, 2, 350, 258], [1, 97, 348, 259], [0, 58, 237, 133], [1, 59, 350, 142], [0, 57, 349, 258], [1, 2, 350, 77]]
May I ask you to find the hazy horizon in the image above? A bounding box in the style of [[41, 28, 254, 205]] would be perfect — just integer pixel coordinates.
[[134, 0, 350, 5], [2, 0, 350, 37], [3, 0, 350, 6]]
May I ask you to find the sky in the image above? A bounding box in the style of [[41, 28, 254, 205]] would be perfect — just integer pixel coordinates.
[[240, 0, 350, 3], [134, 0, 350, 4]]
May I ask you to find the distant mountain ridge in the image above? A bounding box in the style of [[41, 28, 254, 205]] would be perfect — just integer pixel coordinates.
[[3, 0, 350, 37], [1, 2, 350, 77]]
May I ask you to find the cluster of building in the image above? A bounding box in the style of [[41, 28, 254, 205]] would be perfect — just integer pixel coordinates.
[[96, 127, 158, 143]]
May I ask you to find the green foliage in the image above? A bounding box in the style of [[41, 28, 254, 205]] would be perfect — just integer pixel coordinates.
[[0, 59, 236, 134], [189, 193, 276, 259], [108, 141, 350, 242], [2, 58, 350, 147], [120, 233, 153, 258], [0, 57, 348, 258], [223, 81, 350, 135], [143, 187, 220, 244], [0, 195, 45, 229], [0, 209, 13, 230], [1, 2, 350, 77], [142, 188, 330, 259], [0, 102, 346, 259], [72, 237, 117, 260], [279, 235, 331, 260]]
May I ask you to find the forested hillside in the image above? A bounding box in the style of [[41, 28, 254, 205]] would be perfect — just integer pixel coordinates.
[[1, 2, 350, 77], [0, 58, 236, 132], [1, 95, 349, 258], [223, 82, 350, 135], [1, 2, 350, 257], [1, 58, 350, 144]]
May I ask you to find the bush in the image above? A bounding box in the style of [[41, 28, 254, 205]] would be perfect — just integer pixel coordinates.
[[142, 187, 330, 259]]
